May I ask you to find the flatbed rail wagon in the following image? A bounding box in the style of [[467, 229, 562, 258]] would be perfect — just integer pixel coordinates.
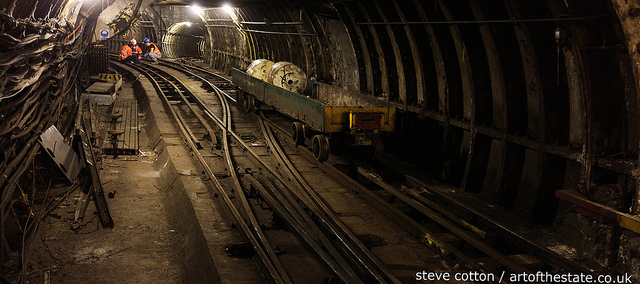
[[232, 67, 396, 161]]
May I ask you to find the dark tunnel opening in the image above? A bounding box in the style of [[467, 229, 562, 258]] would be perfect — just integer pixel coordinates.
[[161, 22, 206, 59]]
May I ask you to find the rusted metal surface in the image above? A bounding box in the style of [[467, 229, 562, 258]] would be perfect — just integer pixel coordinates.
[[78, 116, 114, 229], [334, 2, 374, 93], [372, 1, 406, 103], [38, 125, 82, 181], [102, 99, 139, 156], [557, 189, 640, 234], [390, 0, 425, 106], [468, 0, 509, 202], [354, 1, 389, 99], [233, 68, 395, 133], [435, 0, 476, 187], [408, 0, 448, 110]]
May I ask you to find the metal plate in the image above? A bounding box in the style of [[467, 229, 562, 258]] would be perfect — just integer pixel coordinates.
[[39, 125, 82, 181], [86, 82, 116, 94], [81, 93, 116, 106]]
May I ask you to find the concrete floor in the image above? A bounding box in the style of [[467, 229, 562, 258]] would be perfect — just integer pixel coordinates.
[[21, 65, 457, 284], [24, 84, 187, 283]]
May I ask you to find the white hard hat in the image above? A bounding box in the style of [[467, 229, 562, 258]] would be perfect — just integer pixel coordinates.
[[130, 39, 137, 45]]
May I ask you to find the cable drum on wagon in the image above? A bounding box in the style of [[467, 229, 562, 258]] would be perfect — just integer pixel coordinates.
[[246, 59, 275, 82], [268, 61, 307, 94]]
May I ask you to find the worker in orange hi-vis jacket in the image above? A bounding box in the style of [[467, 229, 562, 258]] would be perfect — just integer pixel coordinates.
[[143, 38, 161, 62], [119, 39, 142, 63]]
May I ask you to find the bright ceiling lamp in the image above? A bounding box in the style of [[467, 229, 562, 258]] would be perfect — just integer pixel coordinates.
[[222, 4, 233, 14], [190, 4, 203, 15]]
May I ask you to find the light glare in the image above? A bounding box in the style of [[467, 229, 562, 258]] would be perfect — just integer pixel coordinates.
[[222, 4, 233, 14], [190, 5, 203, 15]]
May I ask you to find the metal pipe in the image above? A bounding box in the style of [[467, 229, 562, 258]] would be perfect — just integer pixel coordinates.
[[241, 21, 304, 25], [355, 13, 612, 25], [205, 19, 234, 22], [243, 29, 314, 36]]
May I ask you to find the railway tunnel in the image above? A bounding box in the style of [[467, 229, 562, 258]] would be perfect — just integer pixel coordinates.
[[2, 0, 640, 283]]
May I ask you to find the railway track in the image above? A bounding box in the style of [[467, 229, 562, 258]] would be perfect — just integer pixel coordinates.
[[113, 58, 422, 283], [120, 61, 293, 283], [161, 59, 408, 283], [111, 57, 590, 283], [259, 111, 594, 278]]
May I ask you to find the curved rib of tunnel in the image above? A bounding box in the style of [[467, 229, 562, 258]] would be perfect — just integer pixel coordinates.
[[2, 0, 640, 280], [162, 22, 206, 59]]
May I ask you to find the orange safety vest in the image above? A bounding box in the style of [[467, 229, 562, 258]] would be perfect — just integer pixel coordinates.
[[148, 42, 161, 56], [119, 45, 132, 60], [132, 45, 143, 59]]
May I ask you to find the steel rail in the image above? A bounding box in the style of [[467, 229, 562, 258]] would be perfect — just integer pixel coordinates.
[[243, 174, 358, 283], [134, 66, 217, 146], [167, 60, 498, 283], [163, 58, 589, 280], [179, 61, 393, 282], [119, 58, 541, 283], [143, 62, 293, 283], [174, 62, 380, 283], [258, 117, 400, 284], [354, 168, 529, 274], [403, 175, 592, 275], [153, 60, 365, 283], [155, 60, 391, 283], [256, 118, 365, 283], [260, 118, 508, 283], [265, 116, 585, 278], [120, 61, 290, 284]]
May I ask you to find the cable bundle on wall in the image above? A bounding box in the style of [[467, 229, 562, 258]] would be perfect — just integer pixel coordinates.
[[0, 8, 97, 280]]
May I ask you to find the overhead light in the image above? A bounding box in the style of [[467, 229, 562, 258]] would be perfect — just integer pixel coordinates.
[[190, 4, 203, 15], [186, 22, 192, 27], [222, 4, 233, 14]]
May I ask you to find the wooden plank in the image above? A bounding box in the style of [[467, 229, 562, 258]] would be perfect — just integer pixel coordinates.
[[556, 189, 640, 233], [78, 117, 114, 229]]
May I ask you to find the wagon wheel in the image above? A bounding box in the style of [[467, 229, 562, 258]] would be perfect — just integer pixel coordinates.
[[291, 122, 305, 145], [312, 135, 330, 162], [237, 90, 246, 109], [247, 95, 256, 112]]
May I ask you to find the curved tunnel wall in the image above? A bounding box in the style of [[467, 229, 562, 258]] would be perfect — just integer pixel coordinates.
[[158, 0, 640, 225], [331, 0, 639, 223], [0, 0, 639, 275], [179, 0, 639, 270], [161, 22, 205, 59]]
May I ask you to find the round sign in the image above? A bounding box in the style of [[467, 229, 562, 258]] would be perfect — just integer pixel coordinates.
[[100, 29, 109, 39]]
